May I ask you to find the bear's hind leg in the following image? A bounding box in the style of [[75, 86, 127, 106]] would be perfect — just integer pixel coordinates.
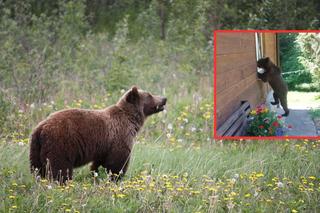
[[271, 92, 280, 106], [279, 95, 289, 117], [90, 160, 102, 173], [49, 158, 73, 184]]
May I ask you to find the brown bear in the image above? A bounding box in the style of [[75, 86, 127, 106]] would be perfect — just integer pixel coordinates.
[[29, 86, 167, 183], [257, 57, 289, 116]]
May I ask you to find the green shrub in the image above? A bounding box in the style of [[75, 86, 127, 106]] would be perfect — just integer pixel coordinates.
[[284, 71, 313, 91], [296, 33, 320, 89], [0, 92, 11, 131], [279, 33, 312, 91]]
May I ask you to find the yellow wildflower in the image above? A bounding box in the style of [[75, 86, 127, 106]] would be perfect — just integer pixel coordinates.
[[116, 194, 126, 198], [250, 110, 257, 115]]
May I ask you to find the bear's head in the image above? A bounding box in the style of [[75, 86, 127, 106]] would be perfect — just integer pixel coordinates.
[[117, 86, 167, 118], [257, 57, 271, 74]]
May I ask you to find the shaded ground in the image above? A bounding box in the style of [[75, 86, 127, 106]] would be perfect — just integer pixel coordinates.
[[267, 91, 320, 136]]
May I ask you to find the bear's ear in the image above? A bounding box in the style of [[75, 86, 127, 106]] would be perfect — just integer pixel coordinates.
[[126, 86, 139, 104], [264, 57, 270, 62]]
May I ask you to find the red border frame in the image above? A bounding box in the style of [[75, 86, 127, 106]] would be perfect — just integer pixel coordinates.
[[213, 30, 320, 140]]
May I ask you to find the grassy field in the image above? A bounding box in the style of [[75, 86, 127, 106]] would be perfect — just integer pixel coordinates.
[[0, 97, 320, 212], [1, 139, 320, 212]]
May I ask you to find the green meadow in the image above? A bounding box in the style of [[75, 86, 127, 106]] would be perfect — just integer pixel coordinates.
[[1, 1, 320, 212], [0, 98, 319, 212]]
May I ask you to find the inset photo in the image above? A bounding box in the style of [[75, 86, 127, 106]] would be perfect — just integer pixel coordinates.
[[214, 30, 320, 139]]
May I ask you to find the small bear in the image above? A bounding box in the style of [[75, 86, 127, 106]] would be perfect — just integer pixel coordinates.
[[257, 57, 289, 116]]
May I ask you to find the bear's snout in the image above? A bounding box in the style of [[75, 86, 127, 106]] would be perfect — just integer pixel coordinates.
[[161, 97, 167, 105], [257, 67, 266, 74], [155, 97, 167, 111]]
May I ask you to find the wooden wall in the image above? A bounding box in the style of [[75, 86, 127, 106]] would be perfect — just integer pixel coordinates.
[[216, 32, 270, 129], [262, 33, 278, 64]]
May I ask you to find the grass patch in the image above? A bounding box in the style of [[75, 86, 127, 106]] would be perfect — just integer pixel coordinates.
[[0, 97, 319, 212], [1, 140, 320, 212]]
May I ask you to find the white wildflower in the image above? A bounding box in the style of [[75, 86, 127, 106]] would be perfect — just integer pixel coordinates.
[[227, 202, 235, 210], [167, 123, 173, 130], [277, 181, 284, 188]]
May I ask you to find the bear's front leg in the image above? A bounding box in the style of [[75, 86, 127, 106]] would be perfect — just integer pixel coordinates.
[[104, 149, 131, 182], [90, 160, 102, 173]]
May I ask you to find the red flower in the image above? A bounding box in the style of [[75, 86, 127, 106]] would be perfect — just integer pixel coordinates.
[[288, 124, 293, 129], [277, 115, 282, 119], [258, 125, 264, 129], [272, 121, 280, 127]]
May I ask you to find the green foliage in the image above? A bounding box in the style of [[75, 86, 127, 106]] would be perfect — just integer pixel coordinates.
[[0, 0, 89, 103], [0, 0, 212, 110], [279, 33, 312, 91], [249, 0, 319, 29], [296, 33, 320, 90], [279, 33, 305, 73], [0, 92, 11, 130]]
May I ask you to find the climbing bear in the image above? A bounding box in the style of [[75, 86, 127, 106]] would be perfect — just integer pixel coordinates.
[[30, 86, 167, 183], [257, 57, 289, 116]]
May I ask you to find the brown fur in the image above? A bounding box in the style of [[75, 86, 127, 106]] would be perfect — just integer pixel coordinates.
[[257, 57, 289, 116], [29, 86, 167, 183]]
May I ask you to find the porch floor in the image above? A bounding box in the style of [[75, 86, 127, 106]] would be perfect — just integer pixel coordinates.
[[266, 91, 319, 136]]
